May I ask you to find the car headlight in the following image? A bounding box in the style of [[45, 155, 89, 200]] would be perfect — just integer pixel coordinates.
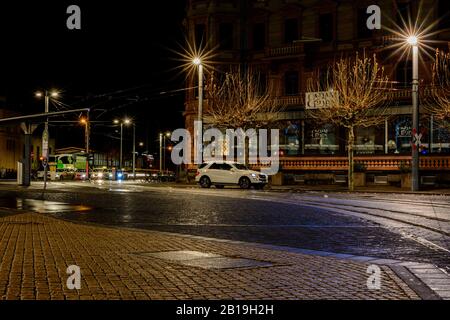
[[251, 173, 257, 178]]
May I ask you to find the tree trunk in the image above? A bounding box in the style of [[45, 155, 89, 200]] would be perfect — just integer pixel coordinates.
[[348, 126, 355, 191]]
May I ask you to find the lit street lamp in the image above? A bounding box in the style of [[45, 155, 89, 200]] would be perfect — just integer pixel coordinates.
[[193, 57, 203, 163], [80, 117, 90, 178], [114, 118, 131, 170], [407, 35, 420, 191], [35, 90, 58, 190], [159, 132, 171, 174]]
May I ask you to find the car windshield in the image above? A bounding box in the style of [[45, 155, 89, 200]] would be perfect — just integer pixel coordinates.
[[233, 163, 249, 170]]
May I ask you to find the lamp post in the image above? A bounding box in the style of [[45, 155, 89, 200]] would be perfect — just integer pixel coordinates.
[[114, 118, 131, 170], [132, 123, 136, 180], [193, 57, 203, 164], [35, 90, 58, 190], [80, 117, 90, 179], [163, 132, 171, 173], [407, 35, 420, 191], [159, 133, 163, 174]]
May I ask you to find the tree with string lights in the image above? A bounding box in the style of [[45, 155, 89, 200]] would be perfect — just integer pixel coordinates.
[[306, 52, 391, 191]]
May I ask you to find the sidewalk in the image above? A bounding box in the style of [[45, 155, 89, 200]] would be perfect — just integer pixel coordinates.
[[0, 210, 423, 300]]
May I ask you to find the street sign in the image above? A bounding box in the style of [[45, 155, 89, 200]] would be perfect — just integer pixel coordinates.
[[305, 91, 338, 109], [411, 128, 423, 150]]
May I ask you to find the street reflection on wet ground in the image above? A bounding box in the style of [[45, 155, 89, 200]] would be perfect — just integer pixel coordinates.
[[0, 197, 91, 213], [0, 187, 449, 271]]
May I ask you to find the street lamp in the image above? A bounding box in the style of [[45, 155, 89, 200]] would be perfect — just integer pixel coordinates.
[[80, 117, 90, 179], [35, 89, 59, 190], [114, 118, 131, 170], [406, 34, 420, 191], [159, 132, 172, 174], [193, 57, 203, 164]]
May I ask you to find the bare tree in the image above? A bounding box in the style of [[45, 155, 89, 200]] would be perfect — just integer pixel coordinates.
[[306, 52, 391, 191], [430, 49, 450, 131], [204, 67, 283, 130]]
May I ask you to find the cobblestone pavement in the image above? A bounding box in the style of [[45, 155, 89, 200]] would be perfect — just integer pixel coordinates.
[[0, 212, 421, 300], [0, 183, 449, 272]]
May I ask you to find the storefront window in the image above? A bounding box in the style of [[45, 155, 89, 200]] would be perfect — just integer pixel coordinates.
[[388, 116, 411, 154], [354, 126, 384, 155], [280, 121, 301, 156], [431, 120, 450, 154], [305, 122, 339, 155], [387, 116, 434, 154]]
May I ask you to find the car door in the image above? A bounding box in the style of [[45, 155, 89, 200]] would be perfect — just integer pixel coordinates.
[[219, 163, 236, 184], [207, 163, 222, 183]]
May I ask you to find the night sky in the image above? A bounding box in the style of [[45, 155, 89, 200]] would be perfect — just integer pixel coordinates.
[[0, 1, 187, 154]]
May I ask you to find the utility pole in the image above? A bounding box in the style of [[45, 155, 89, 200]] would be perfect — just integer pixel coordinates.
[[43, 91, 50, 190], [132, 124, 136, 179], [159, 133, 163, 174], [84, 116, 90, 179], [120, 122, 123, 170]]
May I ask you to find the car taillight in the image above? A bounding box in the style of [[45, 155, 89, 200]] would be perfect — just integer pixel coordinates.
[[195, 171, 200, 176]]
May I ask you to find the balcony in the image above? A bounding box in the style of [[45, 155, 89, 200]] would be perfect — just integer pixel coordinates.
[[265, 43, 304, 59], [273, 95, 304, 107]]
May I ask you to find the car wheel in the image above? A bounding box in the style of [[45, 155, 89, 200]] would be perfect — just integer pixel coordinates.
[[199, 176, 211, 188], [239, 177, 251, 189], [215, 185, 224, 189]]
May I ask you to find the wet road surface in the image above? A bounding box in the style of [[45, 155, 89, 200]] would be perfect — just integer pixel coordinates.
[[0, 182, 449, 271]]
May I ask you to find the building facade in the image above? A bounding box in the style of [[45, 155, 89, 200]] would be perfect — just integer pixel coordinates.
[[183, 0, 450, 184], [0, 108, 56, 177]]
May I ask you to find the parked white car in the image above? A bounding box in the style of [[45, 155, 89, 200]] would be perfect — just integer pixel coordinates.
[[195, 161, 268, 189]]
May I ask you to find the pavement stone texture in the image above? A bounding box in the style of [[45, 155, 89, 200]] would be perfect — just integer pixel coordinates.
[[0, 211, 421, 300]]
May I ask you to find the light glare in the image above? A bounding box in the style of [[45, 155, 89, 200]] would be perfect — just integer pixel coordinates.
[[407, 35, 418, 46]]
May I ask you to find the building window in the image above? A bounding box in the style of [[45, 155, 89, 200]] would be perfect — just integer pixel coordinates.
[[439, 1, 450, 30], [431, 118, 450, 153], [256, 73, 267, 96], [253, 22, 266, 50], [357, 8, 373, 39], [281, 121, 301, 156], [6, 139, 15, 151], [284, 71, 299, 95], [396, 1, 411, 25], [305, 123, 339, 155], [396, 61, 412, 88], [284, 18, 299, 43], [195, 24, 206, 48], [355, 126, 384, 155], [319, 13, 334, 43], [219, 23, 233, 50]]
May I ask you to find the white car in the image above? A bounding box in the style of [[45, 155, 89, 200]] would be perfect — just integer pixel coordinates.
[[195, 161, 268, 189]]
